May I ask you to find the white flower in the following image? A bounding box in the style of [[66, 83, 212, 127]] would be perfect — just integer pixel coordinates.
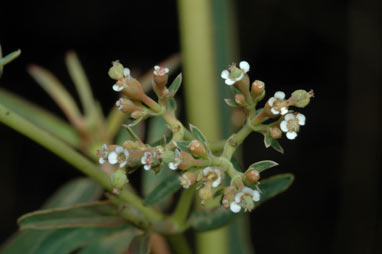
[[98, 144, 109, 165], [115, 98, 124, 110], [221, 61, 250, 86], [280, 113, 306, 140], [169, 149, 182, 170], [108, 146, 129, 168], [203, 167, 222, 188], [179, 174, 192, 189], [267, 91, 288, 115], [141, 151, 156, 171], [229, 187, 260, 213], [153, 65, 169, 76], [112, 68, 130, 92]]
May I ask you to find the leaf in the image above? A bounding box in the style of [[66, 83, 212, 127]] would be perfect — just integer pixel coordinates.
[[127, 231, 151, 254], [79, 228, 141, 254], [146, 117, 169, 144], [18, 201, 124, 230], [127, 117, 145, 127], [257, 173, 294, 205], [166, 97, 177, 113], [263, 134, 272, 148], [143, 173, 181, 206], [175, 141, 191, 152], [248, 160, 278, 173], [168, 73, 182, 96], [0, 88, 81, 148], [0, 48, 21, 66], [224, 98, 240, 107], [189, 124, 207, 144], [270, 138, 284, 154], [122, 124, 143, 143]]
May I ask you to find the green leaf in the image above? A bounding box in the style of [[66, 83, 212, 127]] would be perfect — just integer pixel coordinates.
[[147, 117, 169, 144], [224, 98, 240, 107], [270, 138, 284, 154], [127, 117, 145, 127], [175, 141, 191, 152], [248, 160, 278, 173], [143, 173, 181, 206], [127, 231, 151, 254], [122, 124, 143, 142], [0, 88, 81, 148], [18, 201, 124, 230], [257, 173, 294, 205], [190, 207, 241, 232], [0, 48, 21, 66], [263, 134, 272, 148], [166, 97, 177, 113], [189, 124, 207, 144], [79, 228, 141, 254], [168, 73, 182, 96]]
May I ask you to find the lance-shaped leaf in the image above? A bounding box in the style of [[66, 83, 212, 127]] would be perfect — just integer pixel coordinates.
[[18, 201, 124, 230], [144, 173, 181, 206], [190, 173, 294, 231], [263, 134, 284, 154], [168, 73, 182, 96], [248, 160, 278, 173], [79, 228, 141, 254], [127, 231, 151, 254], [175, 141, 191, 152], [0, 46, 21, 78], [0, 88, 80, 147], [167, 97, 177, 113], [189, 124, 207, 144], [224, 98, 240, 107]]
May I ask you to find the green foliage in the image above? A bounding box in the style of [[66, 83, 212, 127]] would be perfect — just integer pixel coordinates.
[[144, 172, 181, 206], [264, 134, 284, 154], [248, 160, 278, 173], [168, 73, 182, 96]]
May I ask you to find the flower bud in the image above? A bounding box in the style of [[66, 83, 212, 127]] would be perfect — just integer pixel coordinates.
[[108, 61, 125, 80], [178, 152, 195, 170], [251, 80, 265, 100], [290, 89, 314, 108], [245, 169, 260, 184], [199, 184, 212, 201], [131, 110, 146, 119], [116, 97, 143, 113], [120, 78, 145, 101], [234, 94, 245, 105], [188, 140, 207, 158], [269, 126, 282, 139], [111, 169, 128, 189], [153, 65, 169, 93], [222, 186, 236, 209], [179, 171, 196, 189]]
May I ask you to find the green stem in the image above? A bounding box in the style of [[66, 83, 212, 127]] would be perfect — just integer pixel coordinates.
[[162, 111, 185, 149], [222, 122, 253, 159], [170, 188, 195, 230], [0, 104, 163, 222]]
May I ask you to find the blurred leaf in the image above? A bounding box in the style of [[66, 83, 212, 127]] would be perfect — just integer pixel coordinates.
[[143, 173, 181, 206], [248, 160, 278, 173], [168, 74, 182, 96], [146, 117, 169, 144], [127, 117, 145, 127], [122, 124, 143, 143], [0, 48, 21, 66], [127, 231, 151, 254], [79, 228, 141, 254], [189, 124, 207, 144], [65, 51, 97, 118], [224, 98, 240, 107], [28, 65, 83, 126], [0, 88, 81, 148], [175, 141, 191, 152], [18, 201, 124, 230], [166, 97, 177, 113], [257, 173, 294, 204]]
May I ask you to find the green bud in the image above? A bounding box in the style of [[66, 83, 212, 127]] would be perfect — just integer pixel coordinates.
[[242, 196, 255, 212], [161, 150, 175, 164], [108, 61, 124, 80], [291, 89, 312, 108], [111, 169, 127, 189]]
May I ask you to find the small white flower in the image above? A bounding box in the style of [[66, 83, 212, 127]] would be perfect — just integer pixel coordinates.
[[115, 98, 124, 110], [123, 68, 130, 77], [179, 174, 192, 189], [98, 144, 109, 165], [113, 82, 125, 92], [202, 167, 222, 188], [169, 149, 182, 170], [221, 61, 250, 86], [141, 151, 156, 171], [153, 65, 169, 76], [267, 91, 288, 115], [108, 146, 129, 168], [280, 113, 306, 140], [229, 187, 260, 213]]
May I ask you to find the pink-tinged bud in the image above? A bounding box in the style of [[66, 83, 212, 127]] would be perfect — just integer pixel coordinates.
[[234, 94, 245, 105], [199, 184, 212, 201], [120, 78, 145, 101], [178, 152, 195, 170], [245, 169, 260, 184], [115, 97, 143, 113], [188, 140, 207, 158], [222, 186, 236, 209], [153, 65, 169, 93], [131, 110, 146, 119], [251, 80, 265, 100], [269, 126, 282, 139]]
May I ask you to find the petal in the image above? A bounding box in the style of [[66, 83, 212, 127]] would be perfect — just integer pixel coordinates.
[[115, 146, 123, 153], [169, 162, 177, 170], [99, 157, 106, 164], [123, 150, 129, 159], [296, 113, 306, 126], [280, 121, 288, 132], [123, 68, 130, 76], [120, 161, 127, 168], [141, 155, 147, 164], [268, 97, 276, 107], [241, 187, 254, 195], [274, 91, 285, 100], [164, 67, 169, 73], [108, 152, 118, 164], [225, 79, 235, 86], [239, 61, 250, 73], [252, 190, 260, 201], [230, 202, 242, 213], [212, 176, 221, 188], [286, 131, 298, 140], [221, 70, 229, 79], [280, 107, 288, 115], [154, 65, 160, 70], [144, 165, 151, 170], [234, 192, 244, 203], [102, 144, 108, 150], [113, 84, 124, 92], [271, 108, 280, 115], [203, 167, 213, 175], [284, 113, 295, 121]]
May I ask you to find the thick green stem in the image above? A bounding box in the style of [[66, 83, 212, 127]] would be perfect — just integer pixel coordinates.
[[170, 188, 195, 230], [222, 122, 253, 160]]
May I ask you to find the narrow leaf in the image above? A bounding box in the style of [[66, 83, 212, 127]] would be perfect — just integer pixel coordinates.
[[146, 117, 169, 144], [122, 124, 143, 143], [168, 73, 182, 96], [257, 173, 294, 205], [175, 141, 191, 152], [224, 98, 240, 107], [166, 97, 177, 113], [128, 231, 151, 254], [270, 138, 284, 154], [248, 160, 278, 173], [0, 48, 21, 66], [263, 134, 272, 148], [143, 173, 181, 206], [189, 124, 207, 144], [18, 201, 124, 230]]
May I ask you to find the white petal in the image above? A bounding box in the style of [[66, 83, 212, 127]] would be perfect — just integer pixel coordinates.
[[115, 100, 121, 106], [252, 190, 260, 201], [154, 65, 160, 70], [242, 187, 254, 195], [271, 108, 280, 115], [141, 155, 147, 164], [102, 144, 108, 150], [123, 68, 130, 76], [225, 79, 235, 86], [99, 157, 106, 164], [120, 161, 127, 168], [212, 176, 221, 188], [284, 113, 295, 121], [175, 149, 181, 157], [144, 165, 151, 170], [296, 113, 306, 126], [115, 146, 123, 153], [234, 192, 244, 203], [280, 121, 288, 132], [221, 70, 229, 79], [286, 131, 298, 140], [230, 202, 241, 213], [169, 162, 177, 170], [274, 91, 285, 100], [268, 97, 276, 107], [235, 73, 244, 82], [164, 67, 169, 73], [280, 107, 288, 115], [123, 150, 129, 160], [113, 84, 124, 92], [203, 167, 213, 175], [108, 152, 118, 164], [239, 61, 250, 73]]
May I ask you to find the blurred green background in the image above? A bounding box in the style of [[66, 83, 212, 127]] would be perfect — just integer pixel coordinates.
[[0, 0, 380, 253]]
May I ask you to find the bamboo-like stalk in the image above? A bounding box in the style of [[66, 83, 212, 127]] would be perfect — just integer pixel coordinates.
[[177, 0, 228, 253]]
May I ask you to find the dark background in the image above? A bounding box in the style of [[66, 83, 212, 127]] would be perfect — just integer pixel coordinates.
[[0, 0, 380, 253]]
